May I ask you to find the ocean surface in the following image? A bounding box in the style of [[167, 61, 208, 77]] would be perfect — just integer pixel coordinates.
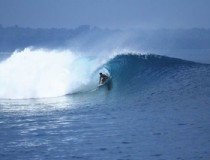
[[0, 49, 210, 160]]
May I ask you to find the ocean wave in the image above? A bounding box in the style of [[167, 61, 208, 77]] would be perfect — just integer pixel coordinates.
[[0, 48, 209, 100]]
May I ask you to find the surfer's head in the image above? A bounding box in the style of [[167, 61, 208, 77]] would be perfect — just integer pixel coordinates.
[[99, 73, 102, 75]]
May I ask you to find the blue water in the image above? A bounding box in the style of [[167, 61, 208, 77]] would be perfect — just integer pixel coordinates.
[[1, 53, 210, 160]]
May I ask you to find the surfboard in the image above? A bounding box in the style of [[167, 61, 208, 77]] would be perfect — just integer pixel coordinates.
[[98, 77, 113, 91], [98, 77, 111, 87], [90, 77, 112, 92]]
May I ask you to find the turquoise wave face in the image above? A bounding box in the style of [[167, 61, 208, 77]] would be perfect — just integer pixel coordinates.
[[103, 54, 199, 87], [97, 54, 210, 106]]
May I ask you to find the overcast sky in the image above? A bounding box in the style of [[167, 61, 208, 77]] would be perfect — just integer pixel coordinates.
[[0, 0, 210, 29]]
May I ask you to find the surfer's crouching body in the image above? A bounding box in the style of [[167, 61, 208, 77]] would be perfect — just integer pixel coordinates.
[[99, 73, 109, 85]]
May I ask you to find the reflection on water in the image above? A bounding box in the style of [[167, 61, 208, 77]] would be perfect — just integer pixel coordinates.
[[0, 96, 75, 114]]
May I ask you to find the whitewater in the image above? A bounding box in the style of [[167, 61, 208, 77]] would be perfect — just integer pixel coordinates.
[[0, 48, 105, 99], [0, 48, 210, 160]]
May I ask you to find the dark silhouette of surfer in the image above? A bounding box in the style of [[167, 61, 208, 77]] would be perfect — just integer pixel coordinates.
[[99, 72, 109, 85]]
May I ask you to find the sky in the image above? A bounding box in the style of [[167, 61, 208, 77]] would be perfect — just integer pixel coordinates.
[[0, 0, 210, 29]]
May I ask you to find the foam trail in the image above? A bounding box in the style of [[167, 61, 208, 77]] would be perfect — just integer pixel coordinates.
[[0, 48, 101, 99]]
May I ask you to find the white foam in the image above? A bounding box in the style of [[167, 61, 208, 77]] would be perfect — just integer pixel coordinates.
[[0, 48, 101, 99]]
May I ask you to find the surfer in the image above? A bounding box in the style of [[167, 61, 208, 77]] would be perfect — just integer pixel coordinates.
[[99, 72, 109, 85]]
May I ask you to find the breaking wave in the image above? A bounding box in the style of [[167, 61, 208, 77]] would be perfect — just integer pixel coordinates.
[[0, 48, 210, 100]]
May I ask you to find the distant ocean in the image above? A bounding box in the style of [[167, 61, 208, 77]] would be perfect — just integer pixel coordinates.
[[0, 48, 210, 160]]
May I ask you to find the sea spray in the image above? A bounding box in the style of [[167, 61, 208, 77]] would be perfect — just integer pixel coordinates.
[[0, 48, 102, 99]]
